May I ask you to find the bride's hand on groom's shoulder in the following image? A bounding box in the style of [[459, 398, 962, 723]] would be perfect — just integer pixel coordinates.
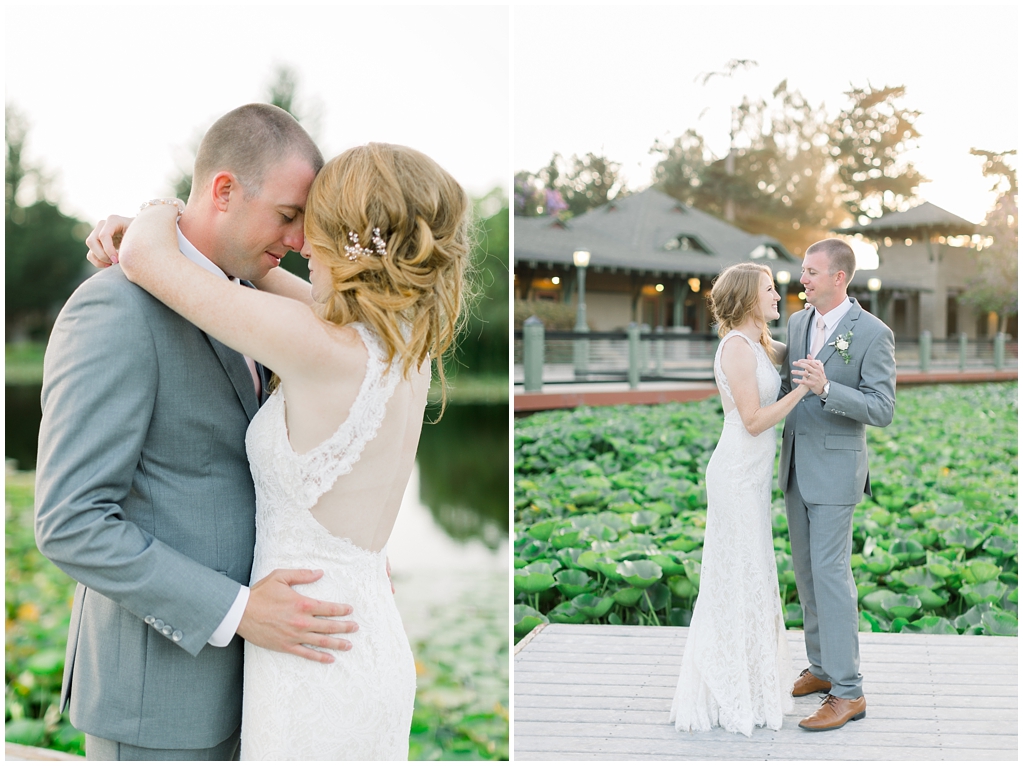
[[86, 214, 134, 268], [237, 568, 360, 664]]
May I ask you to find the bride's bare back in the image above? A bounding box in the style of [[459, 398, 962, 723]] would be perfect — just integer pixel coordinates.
[[277, 323, 430, 552]]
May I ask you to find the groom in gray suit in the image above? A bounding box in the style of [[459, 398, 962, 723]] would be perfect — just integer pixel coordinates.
[[778, 238, 896, 731], [35, 104, 357, 760]]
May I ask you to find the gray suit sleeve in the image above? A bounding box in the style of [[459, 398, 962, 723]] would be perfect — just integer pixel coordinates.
[[822, 323, 896, 428], [35, 276, 241, 657], [777, 316, 795, 400]]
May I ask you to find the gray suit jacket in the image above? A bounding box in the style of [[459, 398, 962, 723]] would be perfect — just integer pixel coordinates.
[[35, 266, 265, 749], [778, 298, 896, 506]]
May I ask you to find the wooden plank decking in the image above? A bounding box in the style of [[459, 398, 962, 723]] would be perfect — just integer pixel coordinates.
[[513, 624, 1018, 760]]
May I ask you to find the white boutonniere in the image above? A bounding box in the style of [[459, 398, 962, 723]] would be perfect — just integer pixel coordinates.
[[829, 330, 854, 363]]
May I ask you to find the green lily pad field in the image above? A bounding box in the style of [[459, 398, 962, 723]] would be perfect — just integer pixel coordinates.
[[514, 383, 1017, 640]]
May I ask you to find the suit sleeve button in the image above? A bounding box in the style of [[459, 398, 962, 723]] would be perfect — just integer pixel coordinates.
[[161, 625, 173, 636], [144, 615, 155, 625], [153, 619, 165, 630], [172, 630, 183, 642]]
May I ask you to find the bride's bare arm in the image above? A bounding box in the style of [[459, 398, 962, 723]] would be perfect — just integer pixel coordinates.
[[720, 336, 809, 437], [117, 204, 339, 382], [249, 265, 315, 305], [87, 214, 315, 306]]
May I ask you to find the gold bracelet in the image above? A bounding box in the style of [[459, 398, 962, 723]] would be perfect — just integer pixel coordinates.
[[139, 198, 185, 216]]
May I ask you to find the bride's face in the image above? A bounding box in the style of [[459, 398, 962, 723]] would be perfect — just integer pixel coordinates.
[[757, 272, 781, 322], [301, 240, 332, 303]]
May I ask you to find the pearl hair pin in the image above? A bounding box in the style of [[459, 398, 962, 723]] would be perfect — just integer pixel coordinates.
[[344, 228, 388, 261]]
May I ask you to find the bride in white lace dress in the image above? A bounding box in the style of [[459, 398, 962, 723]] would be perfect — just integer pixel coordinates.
[[115, 143, 471, 759], [670, 263, 810, 736]]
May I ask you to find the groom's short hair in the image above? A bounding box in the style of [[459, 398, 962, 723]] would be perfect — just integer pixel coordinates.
[[192, 103, 324, 199], [806, 238, 856, 284]]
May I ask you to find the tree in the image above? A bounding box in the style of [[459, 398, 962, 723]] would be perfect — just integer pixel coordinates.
[[960, 149, 1017, 333], [5, 105, 92, 341], [828, 84, 926, 223], [649, 80, 925, 255], [514, 151, 626, 219], [651, 81, 840, 254]]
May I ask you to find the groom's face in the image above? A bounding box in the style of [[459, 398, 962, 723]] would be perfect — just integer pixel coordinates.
[[217, 153, 318, 281]]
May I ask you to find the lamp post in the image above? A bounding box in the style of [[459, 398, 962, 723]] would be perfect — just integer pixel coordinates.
[[776, 270, 791, 335], [573, 249, 591, 377], [868, 277, 882, 318]]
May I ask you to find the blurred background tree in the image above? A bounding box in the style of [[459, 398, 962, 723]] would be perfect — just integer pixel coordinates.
[[960, 149, 1017, 333], [5, 105, 91, 341], [513, 151, 626, 218], [520, 78, 926, 257]]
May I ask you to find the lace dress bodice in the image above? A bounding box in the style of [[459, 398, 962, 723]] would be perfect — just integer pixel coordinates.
[[670, 330, 793, 736], [240, 323, 416, 760]]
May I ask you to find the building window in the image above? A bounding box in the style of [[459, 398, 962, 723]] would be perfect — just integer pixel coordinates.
[[750, 244, 780, 260], [664, 234, 710, 253]]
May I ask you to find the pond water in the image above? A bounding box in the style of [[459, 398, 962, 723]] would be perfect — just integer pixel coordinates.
[[5, 385, 509, 639]]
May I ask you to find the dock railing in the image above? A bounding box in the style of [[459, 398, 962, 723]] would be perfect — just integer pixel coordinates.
[[514, 322, 1017, 392]]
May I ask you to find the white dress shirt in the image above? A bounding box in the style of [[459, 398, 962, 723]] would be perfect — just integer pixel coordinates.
[[176, 225, 251, 647]]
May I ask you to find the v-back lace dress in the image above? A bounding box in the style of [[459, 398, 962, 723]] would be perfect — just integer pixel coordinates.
[[669, 330, 793, 736], [240, 323, 416, 760]]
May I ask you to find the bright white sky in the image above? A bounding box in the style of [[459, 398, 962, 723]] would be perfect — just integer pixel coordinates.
[[514, 3, 1018, 226], [5, 2, 509, 225]]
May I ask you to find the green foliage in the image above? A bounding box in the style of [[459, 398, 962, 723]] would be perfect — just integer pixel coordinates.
[[514, 384, 1018, 635], [454, 204, 508, 377], [6, 106, 91, 341], [513, 300, 579, 331], [408, 575, 508, 761], [959, 183, 1017, 333], [5, 471, 83, 755], [514, 151, 627, 218]]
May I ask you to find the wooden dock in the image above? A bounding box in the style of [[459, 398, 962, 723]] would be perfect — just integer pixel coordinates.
[[513, 624, 1018, 760]]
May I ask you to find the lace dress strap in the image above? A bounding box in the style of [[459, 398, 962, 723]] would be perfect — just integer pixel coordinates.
[[714, 330, 761, 405], [292, 322, 404, 509]]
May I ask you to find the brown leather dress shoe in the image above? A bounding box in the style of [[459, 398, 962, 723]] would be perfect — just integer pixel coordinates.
[[791, 668, 831, 697], [798, 694, 866, 731]]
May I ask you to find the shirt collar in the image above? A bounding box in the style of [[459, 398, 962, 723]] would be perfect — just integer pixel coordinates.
[[176, 224, 237, 283], [814, 296, 854, 331]]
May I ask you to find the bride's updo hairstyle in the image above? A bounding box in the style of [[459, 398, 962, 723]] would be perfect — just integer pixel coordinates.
[[304, 143, 472, 401], [708, 262, 776, 360]]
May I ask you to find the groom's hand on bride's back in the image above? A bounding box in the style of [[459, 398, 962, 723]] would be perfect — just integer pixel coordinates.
[[238, 568, 358, 663]]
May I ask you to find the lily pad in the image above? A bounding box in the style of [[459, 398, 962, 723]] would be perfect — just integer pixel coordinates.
[[906, 586, 949, 611], [617, 559, 663, 588], [980, 608, 1018, 636], [526, 520, 558, 542], [960, 580, 1008, 607], [962, 560, 1002, 585], [513, 604, 548, 638], [888, 539, 926, 564], [650, 553, 687, 576], [547, 602, 587, 624], [899, 616, 958, 635], [554, 569, 594, 598], [942, 526, 986, 551], [667, 575, 698, 599], [783, 602, 803, 628], [513, 570, 555, 595], [879, 592, 921, 620], [982, 535, 1015, 559], [612, 587, 644, 606], [863, 589, 896, 613], [640, 583, 671, 612], [630, 511, 660, 532], [682, 559, 702, 589], [862, 550, 898, 575], [570, 593, 615, 618]]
